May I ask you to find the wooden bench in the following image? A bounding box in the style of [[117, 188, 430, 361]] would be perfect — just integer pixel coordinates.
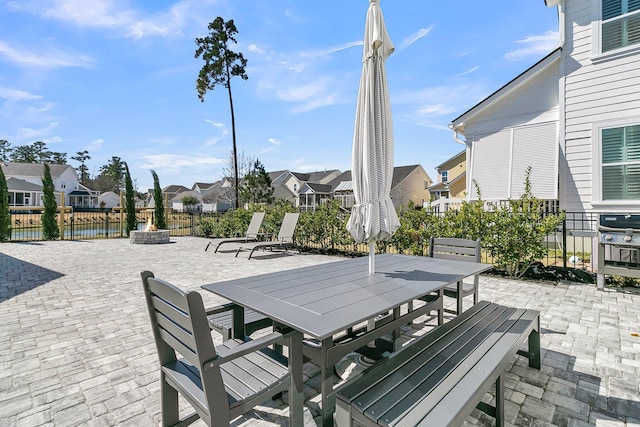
[[335, 301, 541, 427]]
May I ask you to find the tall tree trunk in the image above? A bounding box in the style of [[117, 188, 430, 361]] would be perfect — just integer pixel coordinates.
[[226, 61, 239, 210]]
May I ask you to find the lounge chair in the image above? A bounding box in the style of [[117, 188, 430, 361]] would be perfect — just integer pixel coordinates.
[[235, 213, 300, 259], [204, 212, 265, 252]]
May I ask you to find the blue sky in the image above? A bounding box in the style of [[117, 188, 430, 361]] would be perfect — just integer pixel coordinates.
[[0, 0, 559, 191]]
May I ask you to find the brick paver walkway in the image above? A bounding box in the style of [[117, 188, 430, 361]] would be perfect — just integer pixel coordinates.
[[1, 237, 639, 426]]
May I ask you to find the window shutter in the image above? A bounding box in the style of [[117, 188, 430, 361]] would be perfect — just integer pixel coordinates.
[[630, 0, 640, 13], [603, 0, 622, 20], [603, 19, 624, 51], [602, 128, 624, 163], [627, 125, 640, 161], [470, 130, 511, 200], [511, 123, 558, 199]]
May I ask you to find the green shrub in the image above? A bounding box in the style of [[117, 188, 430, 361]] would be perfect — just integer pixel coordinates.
[[483, 168, 565, 278], [0, 166, 10, 242], [41, 163, 60, 240]]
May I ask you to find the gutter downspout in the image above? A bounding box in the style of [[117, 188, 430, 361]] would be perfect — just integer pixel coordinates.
[[449, 123, 473, 201], [449, 123, 470, 147]]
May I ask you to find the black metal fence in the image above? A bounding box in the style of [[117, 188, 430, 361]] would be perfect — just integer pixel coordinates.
[[7, 210, 205, 241], [6, 209, 598, 270]]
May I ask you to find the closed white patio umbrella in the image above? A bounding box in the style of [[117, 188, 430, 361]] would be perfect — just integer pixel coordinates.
[[346, 0, 400, 274]]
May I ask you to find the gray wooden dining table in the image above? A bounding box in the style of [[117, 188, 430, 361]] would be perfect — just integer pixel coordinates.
[[202, 253, 492, 426]]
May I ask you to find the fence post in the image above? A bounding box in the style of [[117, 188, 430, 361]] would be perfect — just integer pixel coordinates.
[[562, 214, 567, 268], [105, 212, 109, 238], [70, 213, 74, 241]]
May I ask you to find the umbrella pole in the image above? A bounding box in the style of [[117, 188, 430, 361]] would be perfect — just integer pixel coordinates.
[[369, 242, 375, 274]]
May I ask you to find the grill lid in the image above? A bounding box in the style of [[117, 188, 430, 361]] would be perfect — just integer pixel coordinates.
[[599, 214, 640, 230]]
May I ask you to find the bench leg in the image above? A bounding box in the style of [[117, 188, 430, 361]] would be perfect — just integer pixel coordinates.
[[528, 325, 541, 370], [457, 281, 463, 314], [495, 374, 504, 427]]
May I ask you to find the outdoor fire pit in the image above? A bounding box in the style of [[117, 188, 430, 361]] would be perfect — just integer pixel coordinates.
[[130, 218, 170, 244]]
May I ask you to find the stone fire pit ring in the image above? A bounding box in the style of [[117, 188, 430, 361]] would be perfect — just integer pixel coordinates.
[[130, 229, 170, 244]]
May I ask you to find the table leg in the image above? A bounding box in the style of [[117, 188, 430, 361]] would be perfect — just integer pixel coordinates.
[[320, 337, 334, 427], [232, 305, 245, 339], [289, 331, 304, 426]]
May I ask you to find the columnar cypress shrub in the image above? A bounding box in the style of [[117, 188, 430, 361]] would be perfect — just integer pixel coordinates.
[[124, 163, 136, 235], [0, 166, 11, 241], [41, 163, 60, 240], [151, 169, 166, 229]]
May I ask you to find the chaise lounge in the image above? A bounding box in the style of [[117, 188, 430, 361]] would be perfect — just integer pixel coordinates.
[[204, 211, 265, 252], [235, 212, 300, 260]]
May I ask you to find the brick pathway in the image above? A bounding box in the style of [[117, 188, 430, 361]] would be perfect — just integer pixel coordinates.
[[1, 237, 639, 426]]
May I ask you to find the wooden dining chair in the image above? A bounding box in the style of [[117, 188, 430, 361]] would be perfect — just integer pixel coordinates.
[[141, 271, 303, 426], [429, 237, 482, 315]]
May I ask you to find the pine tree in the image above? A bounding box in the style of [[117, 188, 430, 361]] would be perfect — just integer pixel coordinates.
[[124, 163, 137, 235], [151, 170, 166, 229], [239, 160, 274, 204], [0, 166, 11, 241], [41, 163, 60, 240]]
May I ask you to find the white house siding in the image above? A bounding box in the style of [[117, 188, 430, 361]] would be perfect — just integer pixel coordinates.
[[561, 0, 640, 212], [465, 63, 560, 202]]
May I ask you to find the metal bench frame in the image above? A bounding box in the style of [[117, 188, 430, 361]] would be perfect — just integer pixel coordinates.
[[335, 301, 541, 427]]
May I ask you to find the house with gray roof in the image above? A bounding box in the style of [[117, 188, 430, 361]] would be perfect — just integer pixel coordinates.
[[1, 162, 89, 207], [326, 165, 432, 211]]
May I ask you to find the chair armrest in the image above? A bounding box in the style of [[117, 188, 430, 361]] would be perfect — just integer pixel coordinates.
[[203, 328, 301, 370], [204, 302, 239, 316]]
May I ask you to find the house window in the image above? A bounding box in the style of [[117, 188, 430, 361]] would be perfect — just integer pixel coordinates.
[[601, 124, 640, 200], [441, 171, 449, 183], [602, 0, 640, 52]]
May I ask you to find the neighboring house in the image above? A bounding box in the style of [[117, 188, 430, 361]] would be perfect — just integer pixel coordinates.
[[390, 165, 433, 209], [170, 190, 203, 213], [451, 0, 640, 217], [67, 184, 100, 209], [147, 184, 190, 209], [429, 150, 467, 212], [330, 171, 354, 209], [270, 169, 341, 207], [5, 177, 48, 207], [98, 191, 121, 209], [329, 165, 433, 211], [299, 183, 333, 211], [192, 182, 214, 193], [1, 162, 80, 206]]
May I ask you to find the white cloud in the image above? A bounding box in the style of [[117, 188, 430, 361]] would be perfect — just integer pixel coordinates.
[[0, 87, 42, 102], [15, 121, 59, 140], [505, 31, 559, 61], [204, 130, 229, 147], [0, 41, 93, 69], [400, 26, 434, 50], [301, 41, 363, 58], [268, 138, 281, 145], [249, 38, 359, 113], [204, 119, 224, 127], [248, 44, 267, 55], [7, 0, 219, 39], [85, 138, 104, 152], [140, 153, 225, 172], [456, 66, 479, 77]]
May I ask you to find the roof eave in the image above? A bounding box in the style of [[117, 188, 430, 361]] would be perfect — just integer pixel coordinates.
[[451, 47, 561, 131]]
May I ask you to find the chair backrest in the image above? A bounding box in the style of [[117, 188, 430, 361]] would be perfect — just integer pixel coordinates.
[[245, 212, 265, 239], [141, 271, 227, 422], [277, 213, 300, 243], [429, 237, 481, 263]]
